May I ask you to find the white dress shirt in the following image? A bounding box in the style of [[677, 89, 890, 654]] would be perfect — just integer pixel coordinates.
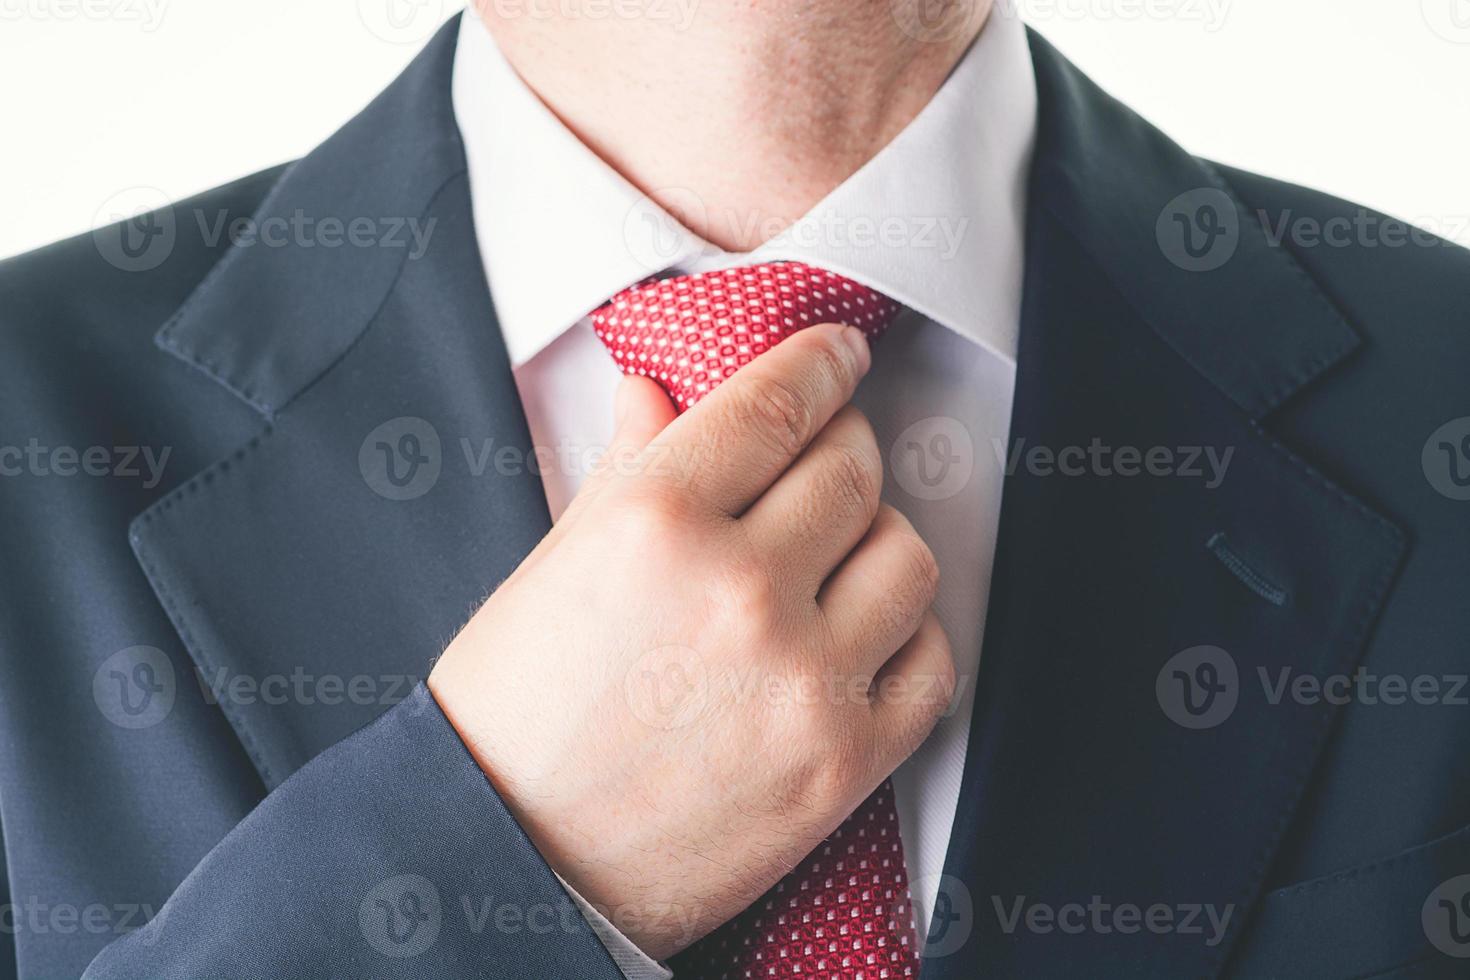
[[452, 9, 1037, 975]]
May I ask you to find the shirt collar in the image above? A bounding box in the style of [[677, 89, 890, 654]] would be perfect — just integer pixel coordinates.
[[452, 8, 1037, 369]]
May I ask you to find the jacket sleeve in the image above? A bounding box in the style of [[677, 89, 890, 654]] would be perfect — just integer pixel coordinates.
[[81, 683, 625, 979]]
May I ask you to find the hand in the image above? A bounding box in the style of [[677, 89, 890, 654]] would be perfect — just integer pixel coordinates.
[[428, 323, 955, 959]]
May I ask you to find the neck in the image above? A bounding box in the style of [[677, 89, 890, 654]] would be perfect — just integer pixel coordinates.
[[473, 1, 992, 252]]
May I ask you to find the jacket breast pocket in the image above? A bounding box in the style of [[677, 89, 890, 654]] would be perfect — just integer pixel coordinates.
[[1228, 824, 1470, 979]]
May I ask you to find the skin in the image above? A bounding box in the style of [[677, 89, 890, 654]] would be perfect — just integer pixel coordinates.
[[430, 329, 956, 957], [434, 0, 988, 957], [471, 0, 995, 250]]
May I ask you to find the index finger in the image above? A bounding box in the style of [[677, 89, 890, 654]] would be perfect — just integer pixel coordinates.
[[646, 323, 872, 516]]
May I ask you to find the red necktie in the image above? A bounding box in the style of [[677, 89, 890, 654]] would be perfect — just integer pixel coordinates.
[[591, 261, 921, 979], [591, 261, 901, 412]]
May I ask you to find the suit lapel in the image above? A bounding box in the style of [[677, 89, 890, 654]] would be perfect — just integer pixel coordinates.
[[921, 33, 1407, 979], [128, 19, 552, 789]]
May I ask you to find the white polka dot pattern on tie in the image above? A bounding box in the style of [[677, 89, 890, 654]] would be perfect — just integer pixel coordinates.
[[670, 782, 921, 980], [590, 261, 903, 412]]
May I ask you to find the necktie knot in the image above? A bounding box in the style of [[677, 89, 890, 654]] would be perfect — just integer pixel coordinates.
[[591, 260, 902, 411]]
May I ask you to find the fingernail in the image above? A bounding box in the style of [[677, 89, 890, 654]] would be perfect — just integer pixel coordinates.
[[841, 326, 872, 374]]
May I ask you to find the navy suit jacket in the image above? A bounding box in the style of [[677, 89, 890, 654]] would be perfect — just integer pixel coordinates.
[[2, 15, 1469, 979]]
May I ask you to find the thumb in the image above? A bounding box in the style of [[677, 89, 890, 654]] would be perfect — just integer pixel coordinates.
[[608, 374, 679, 460], [550, 375, 678, 533], [564, 375, 677, 526]]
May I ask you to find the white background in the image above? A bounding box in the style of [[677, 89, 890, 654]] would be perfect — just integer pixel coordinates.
[[2, 0, 1469, 259]]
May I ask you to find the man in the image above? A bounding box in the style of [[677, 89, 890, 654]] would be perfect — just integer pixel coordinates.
[[1, 1, 1467, 977]]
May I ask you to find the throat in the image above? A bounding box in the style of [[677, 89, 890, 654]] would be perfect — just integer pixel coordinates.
[[472, 0, 993, 251]]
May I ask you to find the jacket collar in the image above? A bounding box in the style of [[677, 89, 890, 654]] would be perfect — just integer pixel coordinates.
[[132, 16, 554, 788], [1023, 29, 1359, 421], [156, 19, 1358, 425], [154, 18, 467, 418]]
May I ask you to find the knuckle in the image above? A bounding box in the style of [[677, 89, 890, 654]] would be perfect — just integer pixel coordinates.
[[926, 662, 956, 715], [908, 640, 958, 730], [803, 331, 857, 393], [714, 557, 782, 627], [792, 710, 866, 800], [829, 714, 870, 776], [616, 485, 696, 541], [931, 645, 959, 707], [894, 526, 941, 605], [823, 441, 882, 518], [739, 374, 813, 459], [901, 643, 958, 725], [896, 693, 946, 754], [845, 407, 880, 459], [868, 599, 916, 652], [859, 522, 938, 639]]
